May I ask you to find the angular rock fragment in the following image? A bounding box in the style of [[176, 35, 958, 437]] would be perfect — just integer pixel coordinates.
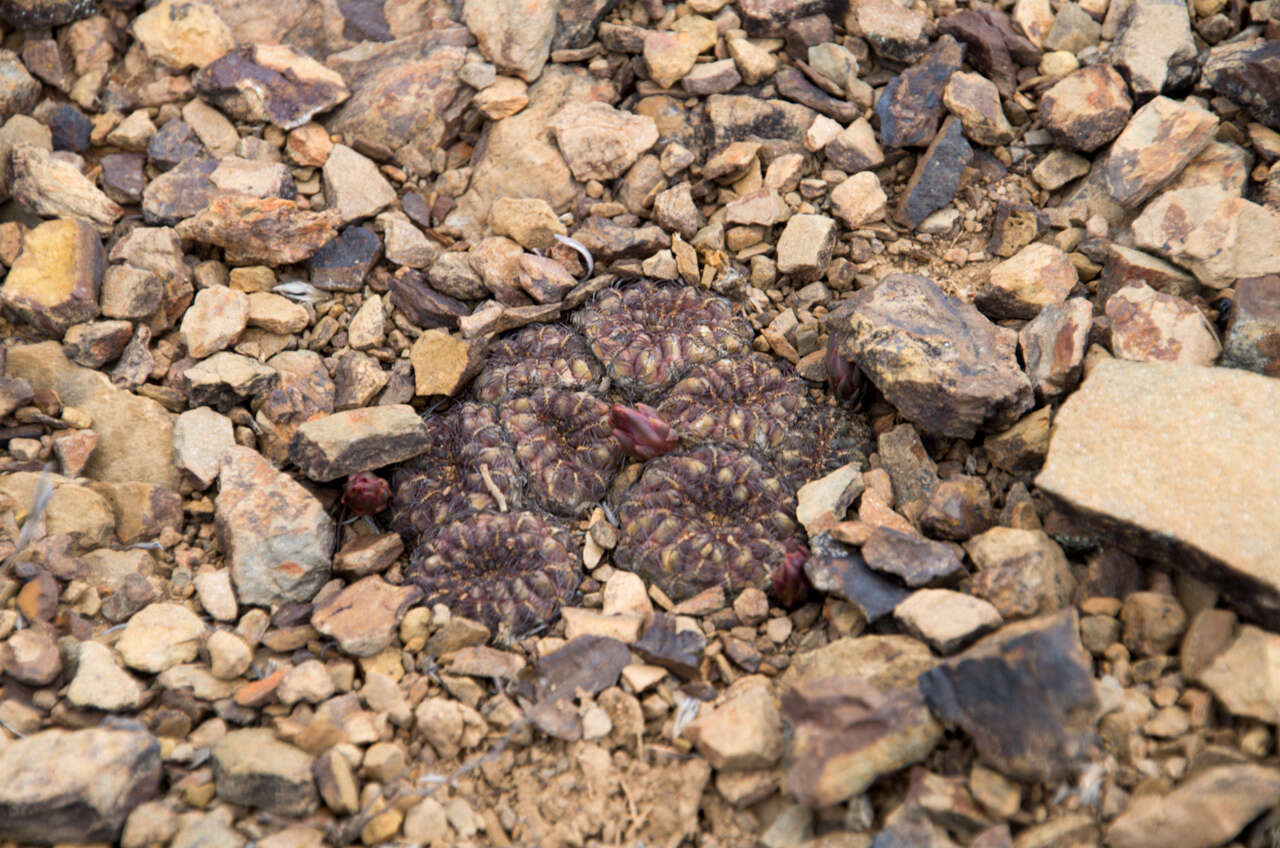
[[322, 144, 395, 224], [1096, 244, 1195, 305], [894, 590, 1002, 654], [1104, 96, 1218, 208], [175, 194, 341, 265], [943, 71, 1014, 146], [1106, 765, 1280, 848], [10, 144, 122, 234], [0, 728, 161, 844], [195, 44, 349, 130], [783, 677, 942, 807], [862, 527, 965, 588], [918, 609, 1099, 782], [1109, 0, 1196, 98], [1018, 297, 1091, 399], [1224, 275, 1280, 376], [1036, 359, 1280, 627], [1193, 624, 1280, 722], [211, 729, 317, 816], [876, 36, 965, 148], [977, 242, 1077, 320], [307, 226, 382, 291], [548, 101, 658, 181], [1202, 39, 1280, 132], [0, 217, 103, 337], [216, 446, 335, 606], [685, 683, 783, 771], [181, 351, 278, 407], [1105, 282, 1222, 365], [833, 273, 1033, 439], [464, 0, 556, 82], [311, 575, 422, 656], [289, 405, 431, 482], [895, 117, 973, 228], [1132, 186, 1280, 287]]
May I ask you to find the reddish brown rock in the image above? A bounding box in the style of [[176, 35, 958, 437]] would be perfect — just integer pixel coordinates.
[[1106, 282, 1222, 365], [1018, 297, 1091, 399], [1224, 275, 1280, 376], [175, 194, 341, 265], [1038, 65, 1131, 152], [1202, 38, 1280, 132], [1132, 186, 1280, 288]]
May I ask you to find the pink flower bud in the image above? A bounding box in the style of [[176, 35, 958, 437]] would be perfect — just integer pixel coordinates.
[[771, 548, 811, 608], [610, 403, 678, 460], [342, 471, 391, 516], [825, 335, 866, 405]]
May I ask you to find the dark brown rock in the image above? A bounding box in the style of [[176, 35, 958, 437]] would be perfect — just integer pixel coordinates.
[[1224, 276, 1280, 376], [1203, 39, 1280, 132], [195, 44, 350, 130], [776, 67, 857, 123], [920, 477, 996, 541], [918, 609, 1099, 782], [833, 273, 1033, 439], [100, 153, 146, 206], [738, 0, 840, 36], [895, 116, 973, 228], [632, 612, 706, 679], [389, 269, 469, 329], [141, 157, 219, 226], [570, 217, 669, 261], [939, 10, 1015, 96], [307, 226, 382, 292], [805, 535, 911, 623], [875, 36, 965, 149], [877, 423, 939, 508], [1038, 65, 1132, 153]]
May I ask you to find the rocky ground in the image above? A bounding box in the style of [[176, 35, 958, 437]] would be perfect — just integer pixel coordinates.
[[0, 0, 1279, 845]]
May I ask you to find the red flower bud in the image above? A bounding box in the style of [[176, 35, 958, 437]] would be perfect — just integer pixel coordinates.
[[771, 548, 812, 608], [825, 335, 866, 406], [610, 403, 679, 460], [342, 471, 391, 516]]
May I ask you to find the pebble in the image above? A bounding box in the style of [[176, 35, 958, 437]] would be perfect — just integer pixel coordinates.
[[322, 144, 396, 224], [686, 681, 784, 770], [211, 728, 317, 816], [66, 640, 146, 710], [116, 601, 208, 673], [311, 575, 423, 656]]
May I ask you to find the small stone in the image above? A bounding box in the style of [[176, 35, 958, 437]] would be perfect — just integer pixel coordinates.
[[1019, 298, 1092, 399], [919, 609, 1099, 782], [978, 242, 1078, 320], [726, 37, 778, 85], [67, 640, 146, 710], [1, 627, 60, 685], [1132, 186, 1280, 287], [0, 728, 161, 845], [180, 286, 249, 359], [311, 575, 422, 657], [277, 659, 337, 705], [685, 683, 783, 770], [489, 197, 566, 251], [1043, 2, 1100, 52], [105, 111, 157, 153], [207, 629, 252, 679], [379, 210, 438, 269], [1120, 591, 1187, 656], [943, 71, 1014, 146], [1106, 282, 1222, 365], [1033, 149, 1090, 191], [1105, 765, 1280, 848], [1105, 96, 1218, 208], [876, 36, 965, 149], [549, 101, 658, 182], [783, 677, 942, 807], [289, 405, 429, 482], [682, 59, 742, 94], [0, 49, 40, 121], [603, 571, 652, 618], [829, 171, 887, 227], [132, 0, 234, 71], [307, 226, 382, 292], [982, 405, 1050, 474], [183, 99, 238, 158], [895, 117, 973, 229], [1203, 39, 1280, 132], [464, 0, 556, 81], [216, 446, 335, 607], [195, 44, 349, 130], [856, 0, 931, 61], [62, 320, 133, 369], [644, 30, 702, 89], [323, 145, 396, 224], [1225, 275, 1280, 376], [181, 351, 278, 407], [117, 602, 207, 673], [0, 217, 103, 337], [120, 802, 178, 848], [863, 527, 965, 587], [796, 462, 865, 537], [1193, 624, 1280, 722], [11, 144, 122, 234], [474, 76, 529, 119], [173, 406, 235, 489], [100, 153, 146, 205], [632, 613, 706, 679], [833, 273, 1033, 439], [966, 526, 1075, 620], [176, 194, 341, 265], [334, 533, 403, 578], [919, 477, 996, 541], [776, 214, 836, 282], [211, 728, 317, 816], [1038, 64, 1132, 152], [247, 291, 308, 334], [896, 589, 1003, 655]]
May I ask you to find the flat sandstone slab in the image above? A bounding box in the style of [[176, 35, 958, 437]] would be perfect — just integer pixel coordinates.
[[1036, 359, 1280, 625]]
